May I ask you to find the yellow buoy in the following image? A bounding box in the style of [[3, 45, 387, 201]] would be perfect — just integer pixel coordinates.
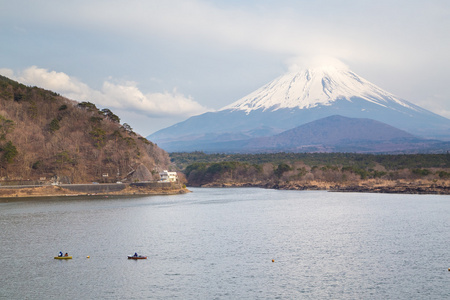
[[87, 256, 90, 258], [272, 259, 275, 263]]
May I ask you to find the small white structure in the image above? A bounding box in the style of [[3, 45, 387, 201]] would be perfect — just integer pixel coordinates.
[[159, 170, 178, 182]]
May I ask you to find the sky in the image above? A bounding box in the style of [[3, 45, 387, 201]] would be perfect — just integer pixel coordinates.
[[1, 0, 449, 137]]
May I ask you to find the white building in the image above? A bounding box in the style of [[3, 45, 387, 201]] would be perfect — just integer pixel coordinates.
[[159, 170, 178, 182]]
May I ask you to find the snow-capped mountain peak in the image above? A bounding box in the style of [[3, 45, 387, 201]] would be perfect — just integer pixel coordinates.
[[149, 64, 450, 152], [220, 65, 416, 113]]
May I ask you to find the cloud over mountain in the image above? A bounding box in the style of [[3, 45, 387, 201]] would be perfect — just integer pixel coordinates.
[[2, 0, 450, 136]]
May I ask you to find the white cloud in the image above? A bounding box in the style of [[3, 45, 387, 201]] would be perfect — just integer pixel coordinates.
[[44, 0, 448, 65], [82, 1, 342, 58], [0, 68, 14, 78], [286, 56, 350, 72], [0, 66, 210, 118], [10, 1, 356, 60], [15, 66, 92, 99], [99, 81, 210, 117], [2, 0, 449, 127]]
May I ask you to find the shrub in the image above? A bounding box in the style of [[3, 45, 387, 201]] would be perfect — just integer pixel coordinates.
[[1, 141, 18, 163], [78, 101, 97, 111], [101, 108, 120, 123], [0, 116, 15, 140], [412, 168, 431, 176], [14, 92, 23, 102], [49, 118, 60, 132], [274, 163, 292, 178], [32, 160, 42, 170], [28, 101, 38, 119], [89, 127, 106, 148], [438, 171, 450, 178], [90, 116, 103, 125], [138, 137, 151, 145]]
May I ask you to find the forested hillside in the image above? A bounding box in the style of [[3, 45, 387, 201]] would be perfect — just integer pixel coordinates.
[[171, 152, 450, 193], [171, 152, 450, 171], [0, 75, 170, 183]]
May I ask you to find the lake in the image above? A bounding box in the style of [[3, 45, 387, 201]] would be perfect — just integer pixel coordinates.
[[1, 188, 449, 299]]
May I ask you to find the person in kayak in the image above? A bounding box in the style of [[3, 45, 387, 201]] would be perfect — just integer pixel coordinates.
[[134, 252, 138, 257], [58, 251, 63, 257], [64, 253, 68, 257]]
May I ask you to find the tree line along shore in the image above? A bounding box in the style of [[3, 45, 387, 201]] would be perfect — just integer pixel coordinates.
[[171, 152, 450, 194]]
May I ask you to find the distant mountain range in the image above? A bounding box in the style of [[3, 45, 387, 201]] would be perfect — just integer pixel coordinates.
[[148, 66, 450, 153], [224, 115, 450, 153]]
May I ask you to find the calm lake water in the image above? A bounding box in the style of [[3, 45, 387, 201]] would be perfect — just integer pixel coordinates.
[[1, 188, 450, 299]]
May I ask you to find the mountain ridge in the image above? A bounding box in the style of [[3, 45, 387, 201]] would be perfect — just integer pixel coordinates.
[[158, 115, 450, 154], [239, 115, 449, 153], [149, 66, 450, 152], [221, 66, 421, 113], [0, 75, 170, 183]]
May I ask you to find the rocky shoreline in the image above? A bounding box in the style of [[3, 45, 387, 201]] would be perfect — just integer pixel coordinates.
[[197, 179, 450, 195]]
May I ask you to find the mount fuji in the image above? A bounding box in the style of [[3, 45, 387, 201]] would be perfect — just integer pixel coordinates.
[[148, 66, 450, 153]]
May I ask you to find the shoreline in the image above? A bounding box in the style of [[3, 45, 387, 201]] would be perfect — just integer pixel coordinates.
[[195, 179, 450, 195], [2, 179, 449, 197], [0, 184, 190, 199]]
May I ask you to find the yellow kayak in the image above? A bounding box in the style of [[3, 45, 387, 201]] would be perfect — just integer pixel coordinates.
[[54, 256, 72, 259]]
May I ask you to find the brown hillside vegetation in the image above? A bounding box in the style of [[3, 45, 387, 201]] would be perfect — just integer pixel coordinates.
[[0, 75, 170, 183], [184, 161, 450, 194], [175, 153, 450, 194]]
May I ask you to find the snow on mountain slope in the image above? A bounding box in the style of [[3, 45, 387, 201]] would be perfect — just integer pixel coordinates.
[[221, 65, 419, 114], [149, 65, 450, 152]]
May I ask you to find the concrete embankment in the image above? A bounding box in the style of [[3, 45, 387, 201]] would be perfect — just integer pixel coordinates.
[[60, 183, 127, 193], [0, 182, 187, 198], [61, 182, 177, 193]]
